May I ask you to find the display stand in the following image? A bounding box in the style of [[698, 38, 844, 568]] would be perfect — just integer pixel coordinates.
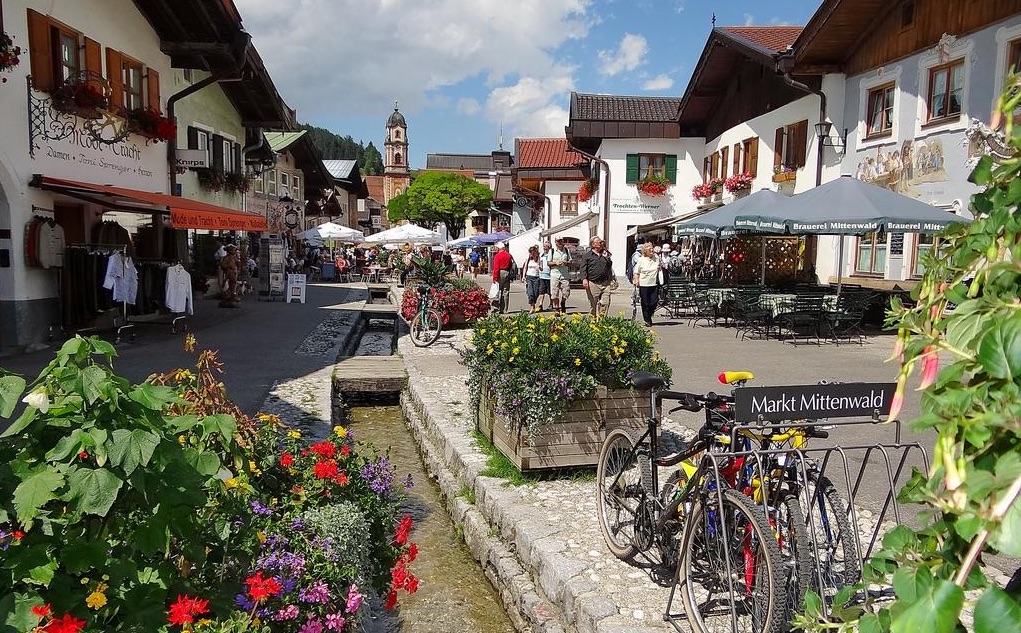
[[258, 237, 285, 301], [120, 258, 189, 339], [286, 273, 307, 304]]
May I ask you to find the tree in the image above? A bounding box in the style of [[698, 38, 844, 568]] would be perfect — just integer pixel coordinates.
[[388, 171, 491, 239], [363, 142, 383, 176]]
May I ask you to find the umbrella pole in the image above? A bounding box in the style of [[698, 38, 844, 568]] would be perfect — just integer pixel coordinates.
[[760, 238, 766, 285], [836, 235, 845, 295]]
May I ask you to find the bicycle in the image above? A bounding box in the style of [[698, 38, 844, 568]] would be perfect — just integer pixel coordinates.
[[595, 371, 787, 633], [407, 284, 442, 347]]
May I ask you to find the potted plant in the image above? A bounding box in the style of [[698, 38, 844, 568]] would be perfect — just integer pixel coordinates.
[[400, 278, 489, 326], [126, 106, 177, 143], [51, 81, 109, 119], [772, 165, 797, 182], [725, 172, 754, 198], [224, 171, 251, 195], [636, 173, 670, 196], [577, 178, 596, 202], [708, 177, 726, 200], [691, 181, 714, 202], [196, 167, 226, 192], [461, 313, 671, 471], [0, 31, 22, 82]]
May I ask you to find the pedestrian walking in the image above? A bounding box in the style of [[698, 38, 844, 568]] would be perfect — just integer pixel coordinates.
[[491, 241, 513, 314], [580, 236, 614, 319], [548, 237, 572, 314], [524, 245, 542, 312], [468, 247, 482, 277], [632, 242, 660, 326], [537, 241, 552, 311]]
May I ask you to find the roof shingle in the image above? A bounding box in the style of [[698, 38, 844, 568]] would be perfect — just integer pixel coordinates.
[[572, 94, 682, 122], [516, 138, 584, 169], [719, 26, 802, 55]]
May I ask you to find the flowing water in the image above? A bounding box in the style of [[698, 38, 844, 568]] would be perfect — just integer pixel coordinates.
[[341, 326, 517, 633]]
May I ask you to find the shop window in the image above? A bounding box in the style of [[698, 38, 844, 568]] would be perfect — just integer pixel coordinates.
[[912, 234, 939, 277], [865, 83, 895, 138], [626, 153, 678, 184], [773, 120, 808, 171], [560, 193, 578, 217], [926, 59, 964, 123], [854, 232, 887, 275], [742, 137, 759, 177]]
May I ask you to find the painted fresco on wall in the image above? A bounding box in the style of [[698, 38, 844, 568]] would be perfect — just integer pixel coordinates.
[[854, 137, 948, 195]]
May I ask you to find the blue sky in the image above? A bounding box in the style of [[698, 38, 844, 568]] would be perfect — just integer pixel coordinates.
[[234, 0, 821, 168]]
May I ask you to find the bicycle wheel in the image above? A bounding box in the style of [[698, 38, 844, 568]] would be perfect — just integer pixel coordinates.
[[658, 469, 689, 573], [595, 428, 652, 560], [410, 308, 443, 347], [803, 475, 860, 595], [774, 491, 812, 622], [677, 488, 787, 633]]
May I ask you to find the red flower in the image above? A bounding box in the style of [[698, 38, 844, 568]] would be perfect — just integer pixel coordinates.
[[41, 613, 86, 633], [395, 514, 413, 545], [167, 594, 210, 626], [407, 543, 418, 563], [279, 452, 294, 467], [245, 571, 283, 602], [405, 574, 420, 594], [333, 470, 349, 486], [12, 530, 24, 541], [313, 459, 339, 480], [391, 564, 407, 589], [384, 590, 398, 610], [31, 604, 52, 618], [340, 445, 351, 457], [77, 451, 89, 460], [310, 440, 336, 458]]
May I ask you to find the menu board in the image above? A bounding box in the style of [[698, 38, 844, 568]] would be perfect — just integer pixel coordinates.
[[259, 237, 285, 298]]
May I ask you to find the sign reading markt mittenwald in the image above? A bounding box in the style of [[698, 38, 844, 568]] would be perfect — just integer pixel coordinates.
[[733, 382, 895, 423]]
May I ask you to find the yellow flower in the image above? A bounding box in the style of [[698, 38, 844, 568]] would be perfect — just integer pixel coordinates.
[[248, 460, 261, 475], [479, 328, 486, 335], [486, 346, 494, 355], [512, 336, 518, 344], [225, 477, 240, 489], [86, 589, 107, 610], [333, 425, 347, 437], [257, 531, 267, 543], [287, 430, 302, 439], [574, 358, 581, 366], [177, 434, 187, 445], [512, 346, 520, 355], [551, 334, 559, 342], [501, 342, 508, 349], [572, 313, 582, 322], [184, 333, 196, 353]]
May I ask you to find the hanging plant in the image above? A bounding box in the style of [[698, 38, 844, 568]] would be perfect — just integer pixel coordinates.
[[126, 107, 177, 143], [636, 174, 669, 196], [691, 182, 713, 200], [0, 31, 22, 82], [51, 82, 109, 119], [224, 171, 251, 195], [196, 167, 225, 192], [577, 178, 596, 202]]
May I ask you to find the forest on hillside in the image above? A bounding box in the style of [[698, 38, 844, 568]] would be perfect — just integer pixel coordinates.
[[299, 123, 383, 175]]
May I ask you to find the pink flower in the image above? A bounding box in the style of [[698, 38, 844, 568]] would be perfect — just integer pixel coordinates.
[[325, 613, 346, 631], [346, 584, 364, 614], [274, 605, 300, 621]]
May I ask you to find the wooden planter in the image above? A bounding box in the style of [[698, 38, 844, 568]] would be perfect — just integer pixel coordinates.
[[772, 171, 797, 183], [477, 386, 650, 471]]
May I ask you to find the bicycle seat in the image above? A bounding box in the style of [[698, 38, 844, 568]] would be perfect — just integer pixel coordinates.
[[631, 371, 667, 391], [717, 370, 755, 385]]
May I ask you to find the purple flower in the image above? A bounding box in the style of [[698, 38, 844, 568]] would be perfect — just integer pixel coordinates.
[[250, 500, 274, 516], [299, 579, 331, 604], [403, 474, 414, 490], [235, 593, 255, 611], [361, 457, 396, 494], [298, 617, 325, 633], [274, 605, 300, 620], [325, 613, 346, 631], [346, 584, 364, 613]]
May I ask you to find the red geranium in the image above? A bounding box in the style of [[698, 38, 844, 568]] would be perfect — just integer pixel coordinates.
[[279, 451, 294, 467], [245, 571, 283, 602], [41, 613, 86, 633], [167, 594, 209, 626], [31, 604, 52, 618], [313, 459, 339, 480], [310, 440, 336, 459], [395, 514, 413, 545]]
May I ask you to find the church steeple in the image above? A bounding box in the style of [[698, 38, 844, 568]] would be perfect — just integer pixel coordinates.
[[382, 101, 410, 205]]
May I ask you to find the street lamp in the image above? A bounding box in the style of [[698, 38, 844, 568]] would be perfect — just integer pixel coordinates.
[[814, 121, 847, 153]]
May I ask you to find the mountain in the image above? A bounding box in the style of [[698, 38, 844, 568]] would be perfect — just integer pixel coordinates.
[[299, 124, 384, 176]]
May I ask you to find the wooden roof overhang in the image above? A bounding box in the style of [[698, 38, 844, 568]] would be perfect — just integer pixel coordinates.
[[565, 94, 681, 154], [790, 0, 896, 73], [677, 28, 786, 136], [133, 0, 295, 129]]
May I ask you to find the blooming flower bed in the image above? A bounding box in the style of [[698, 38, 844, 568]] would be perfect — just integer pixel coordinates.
[[400, 280, 490, 325]]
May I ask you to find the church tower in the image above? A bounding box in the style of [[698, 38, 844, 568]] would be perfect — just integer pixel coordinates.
[[383, 102, 410, 206]]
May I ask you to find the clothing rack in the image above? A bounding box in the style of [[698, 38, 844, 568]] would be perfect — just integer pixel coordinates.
[[67, 243, 134, 342], [124, 258, 189, 337]]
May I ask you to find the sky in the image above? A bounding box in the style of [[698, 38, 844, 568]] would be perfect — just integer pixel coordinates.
[[233, 0, 822, 168]]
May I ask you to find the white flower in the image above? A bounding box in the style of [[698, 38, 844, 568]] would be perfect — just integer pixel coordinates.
[[21, 386, 50, 413]]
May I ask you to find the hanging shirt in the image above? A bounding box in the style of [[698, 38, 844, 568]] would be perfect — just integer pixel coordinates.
[[165, 264, 194, 315], [103, 252, 139, 304]]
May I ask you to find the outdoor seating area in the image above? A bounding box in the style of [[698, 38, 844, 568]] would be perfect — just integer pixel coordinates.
[[660, 279, 876, 345]]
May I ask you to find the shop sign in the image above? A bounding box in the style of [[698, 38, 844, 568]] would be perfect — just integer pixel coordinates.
[[610, 199, 666, 214], [35, 120, 164, 190], [733, 382, 895, 423], [175, 149, 208, 169], [286, 273, 307, 304]]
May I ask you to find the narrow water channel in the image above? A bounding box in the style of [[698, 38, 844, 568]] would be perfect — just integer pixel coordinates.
[[341, 325, 516, 633]]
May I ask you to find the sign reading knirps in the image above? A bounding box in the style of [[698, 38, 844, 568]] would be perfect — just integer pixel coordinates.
[[733, 382, 895, 423], [175, 149, 209, 169]]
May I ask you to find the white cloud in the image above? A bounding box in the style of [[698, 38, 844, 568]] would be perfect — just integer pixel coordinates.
[[744, 13, 755, 26], [234, 0, 593, 132], [485, 73, 574, 139], [642, 74, 674, 91], [597, 33, 648, 76], [457, 98, 481, 115]]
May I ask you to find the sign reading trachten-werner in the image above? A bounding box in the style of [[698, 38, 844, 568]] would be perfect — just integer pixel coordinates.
[[733, 382, 895, 422]]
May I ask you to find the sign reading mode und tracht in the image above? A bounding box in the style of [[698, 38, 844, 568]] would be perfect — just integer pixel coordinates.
[[733, 382, 895, 423]]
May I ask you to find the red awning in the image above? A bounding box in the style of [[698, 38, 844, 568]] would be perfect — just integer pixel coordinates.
[[31, 175, 268, 232]]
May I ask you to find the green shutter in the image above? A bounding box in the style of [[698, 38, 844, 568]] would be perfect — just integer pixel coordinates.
[[665, 154, 678, 184], [625, 154, 640, 184]]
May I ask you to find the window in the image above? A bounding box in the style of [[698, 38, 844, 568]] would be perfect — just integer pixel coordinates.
[[106, 48, 160, 112], [560, 193, 578, 217], [223, 139, 237, 173], [267, 169, 277, 197], [1009, 39, 1021, 74], [120, 56, 144, 110], [742, 137, 759, 177], [292, 175, 300, 200], [866, 83, 895, 137], [927, 60, 964, 122], [26, 10, 99, 93], [900, 1, 915, 29], [773, 120, 808, 171], [57, 30, 78, 81], [395, 152, 402, 165], [854, 232, 887, 275], [187, 127, 212, 168], [626, 153, 678, 183], [253, 172, 264, 194], [912, 235, 939, 277], [720, 146, 729, 180]]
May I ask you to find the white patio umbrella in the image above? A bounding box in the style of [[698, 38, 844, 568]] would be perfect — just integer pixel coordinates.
[[297, 221, 364, 243], [363, 223, 442, 245]]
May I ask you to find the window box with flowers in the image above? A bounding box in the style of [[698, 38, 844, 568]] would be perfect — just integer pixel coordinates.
[[577, 178, 596, 203], [636, 174, 670, 196], [0, 31, 22, 82], [772, 165, 797, 183], [725, 172, 754, 198], [126, 107, 177, 143], [691, 182, 714, 202], [461, 313, 670, 471], [197, 169, 250, 195], [51, 81, 109, 119]]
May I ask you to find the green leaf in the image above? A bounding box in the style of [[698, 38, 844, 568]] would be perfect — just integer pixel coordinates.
[[13, 470, 65, 524], [860, 613, 885, 633], [60, 539, 110, 574], [79, 365, 106, 405], [4, 593, 46, 633], [893, 565, 933, 602], [802, 589, 822, 619], [977, 314, 1021, 379], [200, 414, 237, 439], [990, 492, 1021, 557], [108, 429, 160, 476], [945, 310, 987, 354], [0, 375, 26, 418], [974, 586, 1021, 633], [970, 155, 993, 185], [134, 511, 170, 556], [129, 384, 178, 410], [882, 526, 916, 552], [45, 429, 91, 462], [182, 447, 221, 477], [66, 468, 123, 517], [26, 560, 57, 586], [890, 579, 964, 633], [0, 407, 37, 438], [168, 415, 201, 433]]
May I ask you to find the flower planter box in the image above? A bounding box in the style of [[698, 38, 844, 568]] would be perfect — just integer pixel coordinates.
[[477, 386, 650, 471], [772, 172, 797, 183], [731, 188, 750, 200]]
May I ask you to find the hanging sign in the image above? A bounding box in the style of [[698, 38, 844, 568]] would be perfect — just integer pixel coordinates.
[[175, 149, 209, 169], [286, 273, 307, 304], [733, 382, 895, 423]]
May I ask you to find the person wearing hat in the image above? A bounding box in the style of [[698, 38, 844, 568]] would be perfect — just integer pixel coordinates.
[[659, 243, 674, 287], [537, 241, 552, 311], [548, 237, 572, 313], [491, 241, 513, 313]]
